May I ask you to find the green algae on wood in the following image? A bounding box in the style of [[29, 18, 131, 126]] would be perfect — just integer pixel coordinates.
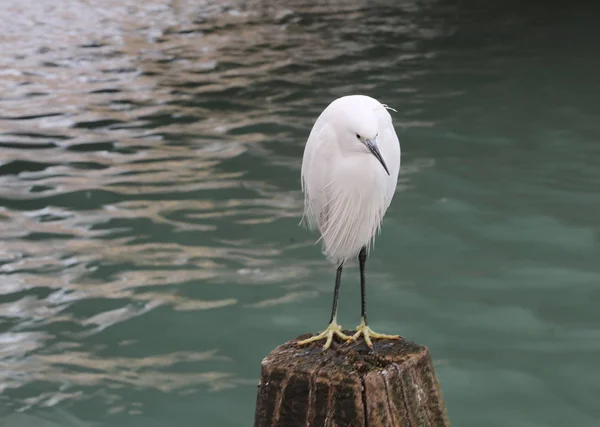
[[254, 332, 451, 427]]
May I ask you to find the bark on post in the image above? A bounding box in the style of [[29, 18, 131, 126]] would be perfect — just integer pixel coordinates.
[[254, 332, 450, 427]]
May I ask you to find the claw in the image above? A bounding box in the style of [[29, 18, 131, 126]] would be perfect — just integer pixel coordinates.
[[297, 321, 353, 351], [351, 319, 401, 348]]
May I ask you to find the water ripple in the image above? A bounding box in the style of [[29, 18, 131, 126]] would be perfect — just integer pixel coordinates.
[[2, 0, 599, 425]]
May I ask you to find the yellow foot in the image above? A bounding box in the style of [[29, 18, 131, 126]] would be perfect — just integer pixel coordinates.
[[351, 320, 401, 348], [296, 322, 353, 351]]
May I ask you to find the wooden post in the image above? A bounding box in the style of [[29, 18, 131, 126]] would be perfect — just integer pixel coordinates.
[[254, 332, 450, 427]]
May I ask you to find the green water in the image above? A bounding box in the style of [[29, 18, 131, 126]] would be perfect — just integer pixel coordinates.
[[1, 1, 599, 426]]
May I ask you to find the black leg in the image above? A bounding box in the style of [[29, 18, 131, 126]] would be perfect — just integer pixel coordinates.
[[328, 263, 344, 324], [358, 246, 368, 324]]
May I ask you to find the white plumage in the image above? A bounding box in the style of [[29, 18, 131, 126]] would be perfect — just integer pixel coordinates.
[[296, 95, 402, 350], [301, 95, 401, 264]]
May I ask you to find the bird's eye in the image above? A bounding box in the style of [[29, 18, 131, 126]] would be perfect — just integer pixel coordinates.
[[355, 134, 361, 139]]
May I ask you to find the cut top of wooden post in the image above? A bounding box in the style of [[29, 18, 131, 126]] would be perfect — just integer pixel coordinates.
[[255, 332, 450, 427]]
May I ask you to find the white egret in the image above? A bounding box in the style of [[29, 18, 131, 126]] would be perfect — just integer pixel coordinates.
[[297, 95, 401, 350]]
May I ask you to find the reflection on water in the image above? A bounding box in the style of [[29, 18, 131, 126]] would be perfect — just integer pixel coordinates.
[[1, 0, 600, 426]]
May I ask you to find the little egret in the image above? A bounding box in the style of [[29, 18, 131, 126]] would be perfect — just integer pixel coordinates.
[[297, 95, 401, 350]]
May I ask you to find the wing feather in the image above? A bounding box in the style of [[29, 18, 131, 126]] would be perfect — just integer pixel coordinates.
[[300, 122, 336, 231]]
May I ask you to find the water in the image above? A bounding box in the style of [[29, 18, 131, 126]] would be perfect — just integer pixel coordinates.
[[1, 0, 599, 425]]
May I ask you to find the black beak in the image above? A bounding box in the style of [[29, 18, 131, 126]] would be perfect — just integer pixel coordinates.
[[365, 139, 390, 175]]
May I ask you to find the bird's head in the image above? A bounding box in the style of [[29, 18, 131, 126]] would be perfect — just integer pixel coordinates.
[[327, 95, 390, 175]]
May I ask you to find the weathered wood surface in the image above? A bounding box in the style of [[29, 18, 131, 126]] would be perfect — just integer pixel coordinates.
[[254, 332, 450, 427]]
